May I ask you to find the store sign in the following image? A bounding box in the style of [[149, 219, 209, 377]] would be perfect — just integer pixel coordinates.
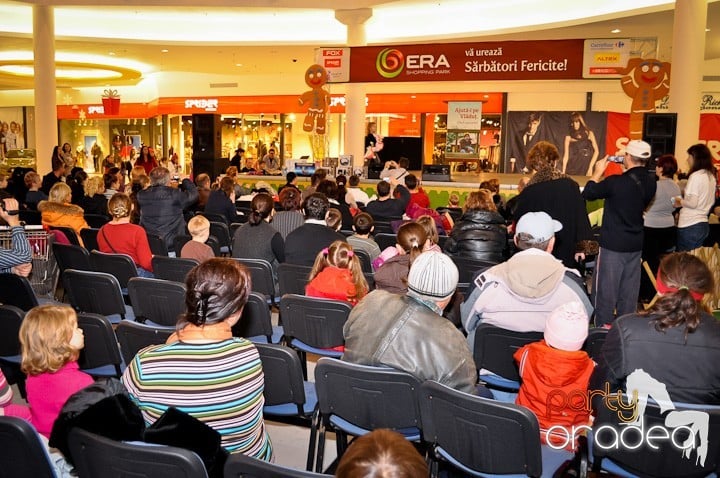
[[582, 39, 634, 78], [184, 98, 219, 112], [87, 105, 106, 114], [348, 40, 584, 83], [446, 101, 482, 161], [701, 94, 720, 112], [316, 48, 351, 83]]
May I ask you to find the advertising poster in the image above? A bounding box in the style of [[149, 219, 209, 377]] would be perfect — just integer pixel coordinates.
[[315, 47, 351, 83], [582, 38, 633, 78], [446, 101, 482, 161], [505, 111, 607, 175]]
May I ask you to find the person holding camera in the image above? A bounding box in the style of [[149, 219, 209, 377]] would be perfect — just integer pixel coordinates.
[[582, 140, 657, 327], [0, 197, 32, 277]]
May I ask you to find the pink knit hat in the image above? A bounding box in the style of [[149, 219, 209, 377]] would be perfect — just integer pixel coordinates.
[[544, 302, 589, 351]]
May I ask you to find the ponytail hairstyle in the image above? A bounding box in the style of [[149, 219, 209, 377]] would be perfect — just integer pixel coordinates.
[[396, 222, 427, 268], [248, 192, 274, 226], [643, 252, 714, 341], [416, 215, 439, 246], [308, 241, 368, 302]]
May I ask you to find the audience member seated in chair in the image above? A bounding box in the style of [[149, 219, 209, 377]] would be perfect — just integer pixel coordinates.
[[461, 211, 592, 350], [0, 197, 32, 277], [122, 258, 273, 460], [335, 429, 428, 478], [38, 182, 89, 245], [443, 189, 507, 263], [231, 193, 284, 285], [306, 241, 368, 306], [514, 302, 594, 450], [285, 193, 346, 266], [373, 222, 427, 294], [180, 215, 215, 263], [364, 177, 410, 222], [343, 251, 486, 397], [346, 212, 381, 262], [205, 176, 237, 225], [98, 193, 154, 277]]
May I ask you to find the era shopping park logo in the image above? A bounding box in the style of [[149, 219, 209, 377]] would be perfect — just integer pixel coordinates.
[[545, 369, 710, 467], [375, 48, 450, 79]]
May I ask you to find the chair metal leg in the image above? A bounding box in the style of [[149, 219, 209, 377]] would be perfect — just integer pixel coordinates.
[[315, 418, 326, 473], [305, 406, 320, 471]]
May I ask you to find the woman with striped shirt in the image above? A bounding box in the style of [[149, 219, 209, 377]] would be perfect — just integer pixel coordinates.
[[122, 258, 272, 460]]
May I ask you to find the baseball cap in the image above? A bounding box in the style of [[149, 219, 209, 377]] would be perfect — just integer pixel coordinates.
[[515, 211, 562, 243], [407, 252, 459, 300], [544, 302, 589, 352], [625, 140, 652, 159]]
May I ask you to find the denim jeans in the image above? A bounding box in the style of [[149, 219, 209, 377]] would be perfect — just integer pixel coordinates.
[[676, 222, 709, 252]]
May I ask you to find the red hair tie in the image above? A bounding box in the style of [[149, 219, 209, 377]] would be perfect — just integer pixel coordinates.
[[656, 274, 705, 301]]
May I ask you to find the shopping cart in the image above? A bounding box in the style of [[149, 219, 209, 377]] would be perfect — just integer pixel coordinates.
[[0, 225, 58, 298]]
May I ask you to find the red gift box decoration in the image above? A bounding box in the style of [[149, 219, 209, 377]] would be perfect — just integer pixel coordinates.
[[101, 89, 121, 115]]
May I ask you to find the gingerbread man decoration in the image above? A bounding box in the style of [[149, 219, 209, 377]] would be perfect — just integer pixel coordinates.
[[618, 58, 671, 139], [298, 64, 330, 135]]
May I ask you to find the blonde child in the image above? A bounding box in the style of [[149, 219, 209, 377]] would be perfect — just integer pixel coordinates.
[[306, 240, 369, 306], [416, 215, 442, 253], [24, 171, 48, 210], [19, 305, 94, 437], [181, 215, 214, 263], [514, 301, 594, 450]]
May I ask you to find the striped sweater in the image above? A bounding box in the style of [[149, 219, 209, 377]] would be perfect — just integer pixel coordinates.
[[122, 338, 273, 460]]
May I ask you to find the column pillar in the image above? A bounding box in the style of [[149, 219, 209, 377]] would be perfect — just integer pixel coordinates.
[[335, 8, 372, 170], [33, 4, 57, 174], [669, 0, 707, 167]]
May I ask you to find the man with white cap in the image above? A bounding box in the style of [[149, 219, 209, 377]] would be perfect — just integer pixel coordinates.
[[343, 251, 479, 395], [582, 140, 657, 326], [461, 211, 592, 352]]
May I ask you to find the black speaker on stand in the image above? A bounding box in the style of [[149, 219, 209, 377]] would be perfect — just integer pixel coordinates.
[[192, 114, 226, 180], [642, 113, 677, 171]]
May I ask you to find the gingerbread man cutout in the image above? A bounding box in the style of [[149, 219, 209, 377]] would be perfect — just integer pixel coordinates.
[[618, 58, 671, 139], [298, 64, 330, 134]]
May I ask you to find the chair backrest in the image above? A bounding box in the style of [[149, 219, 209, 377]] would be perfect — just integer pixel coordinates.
[[224, 452, 328, 478], [63, 269, 127, 317], [115, 321, 174, 365], [175, 235, 221, 258], [436, 206, 463, 222], [83, 214, 109, 229], [79, 228, 100, 252], [50, 225, 81, 246], [233, 258, 275, 301], [68, 427, 208, 478], [353, 248, 373, 274], [128, 277, 186, 327], [90, 250, 139, 289], [583, 327, 608, 361], [450, 256, 497, 285], [255, 342, 307, 411], [419, 380, 542, 477], [373, 233, 397, 251], [201, 212, 228, 225], [0, 304, 24, 357], [278, 263, 311, 296], [209, 221, 231, 252], [314, 357, 423, 431], [280, 294, 351, 349], [0, 416, 57, 478], [372, 221, 394, 234], [0, 273, 39, 311], [19, 209, 41, 225], [473, 324, 543, 381], [232, 292, 273, 341], [152, 256, 198, 283], [53, 242, 91, 274], [593, 396, 720, 477], [146, 232, 169, 257], [76, 312, 123, 376]]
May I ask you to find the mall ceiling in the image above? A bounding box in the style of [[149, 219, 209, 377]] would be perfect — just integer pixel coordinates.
[[0, 0, 718, 91]]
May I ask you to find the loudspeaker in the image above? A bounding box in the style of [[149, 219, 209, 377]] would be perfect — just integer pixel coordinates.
[[381, 137, 423, 170], [192, 114, 224, 180], [421, 164, 451, 182], [643, 113, 677, 169]]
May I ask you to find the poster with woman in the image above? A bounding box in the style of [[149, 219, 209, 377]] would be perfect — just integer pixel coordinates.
[[0, 107, 26, 160]]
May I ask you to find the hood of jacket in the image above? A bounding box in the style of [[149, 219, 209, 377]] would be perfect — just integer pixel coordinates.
[[519, 341, 593, 387], [37, 200, 84, 216], [490, 249, 566, 298], [456, 209, 506, 229]]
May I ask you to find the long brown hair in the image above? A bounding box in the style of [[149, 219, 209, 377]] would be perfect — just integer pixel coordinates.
[[643, 252, 714, 340], [396, 222, 427, 267], [308, 241, 368, 302]]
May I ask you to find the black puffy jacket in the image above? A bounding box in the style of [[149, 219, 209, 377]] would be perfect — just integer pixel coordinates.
[[443, 209, 507, 262]]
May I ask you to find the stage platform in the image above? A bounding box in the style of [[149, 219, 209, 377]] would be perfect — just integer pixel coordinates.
[[237, 170, 592, 209]]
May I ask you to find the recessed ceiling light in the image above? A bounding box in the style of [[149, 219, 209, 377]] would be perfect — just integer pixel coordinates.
[[235, 63, 243, 67], [108, 52, 116, 56], [483, 94, 489, 98], [611, 28, 621, 33], [161, 49, 169, 53], [706, 28, 711, 32], [410, 95, 416, 99]]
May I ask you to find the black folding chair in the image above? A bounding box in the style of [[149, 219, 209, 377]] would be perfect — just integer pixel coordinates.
[[49, 225, 81, 246], [151, 256, 198, 283], [146, 233, 169, 257], [313, 358, 423, 473], [233, 258, 278, 306], [583, 327, 608, 361], [0, 273, 39, 311], [83, 213, 109, 229], [224, 452, 329, 478], [52, 242, 92, 277], [0, 416, 57, 478], [127, 277, 186, 327], [63, 269, 134, 324], [90, 250, 138, 291], [419, 380, 574, 478], [77, 312, 124, 377], [353, 248, 373, 274], [79, 228, 100, 252], [68, 428, 208, 478], [232, 292, 283, 343], [209, 221, 231, 255], [0, 305, 26, 398], [115, 320, 174, 365], [374, 232, 397, 251], [278, 263, 312, 297]]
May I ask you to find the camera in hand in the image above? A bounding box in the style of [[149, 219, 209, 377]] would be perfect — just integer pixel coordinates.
[[607, 155, 625, 163], [0, 201, 19, 216]]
